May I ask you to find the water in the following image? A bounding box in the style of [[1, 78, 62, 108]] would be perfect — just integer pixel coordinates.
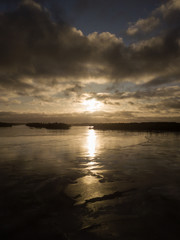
[[0, 125, 180, 239]]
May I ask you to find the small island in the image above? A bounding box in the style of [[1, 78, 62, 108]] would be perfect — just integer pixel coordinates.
[[92, 122, 180, 132], [26, 122, 70, 130]]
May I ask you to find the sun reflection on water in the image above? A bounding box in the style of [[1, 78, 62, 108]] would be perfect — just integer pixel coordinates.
[[87, 129, 96, 158]]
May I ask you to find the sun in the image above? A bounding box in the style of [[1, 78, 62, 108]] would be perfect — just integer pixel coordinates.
[[83, 99, 101, 112]]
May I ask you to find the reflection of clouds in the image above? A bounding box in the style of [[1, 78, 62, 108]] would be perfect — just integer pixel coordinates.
[[87, 129, 96, 158]]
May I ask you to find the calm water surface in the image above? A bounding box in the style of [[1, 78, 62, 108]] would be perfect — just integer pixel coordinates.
[[0, 125, 180, 239]]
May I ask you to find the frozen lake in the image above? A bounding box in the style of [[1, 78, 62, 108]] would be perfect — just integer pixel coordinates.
[[0, 125, 180, 239]]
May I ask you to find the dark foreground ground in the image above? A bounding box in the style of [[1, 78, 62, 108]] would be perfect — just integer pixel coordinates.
[[1, 164, 180, 240]]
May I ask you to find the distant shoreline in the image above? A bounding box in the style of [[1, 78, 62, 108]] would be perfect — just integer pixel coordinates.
[[92, 122, 180, 132], [26, 122, 70, 130], [0, 122, 13, 127], [1, 122, 180, 132]]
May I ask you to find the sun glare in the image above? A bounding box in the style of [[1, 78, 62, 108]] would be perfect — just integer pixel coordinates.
[[87, 129, 96, 158], [83, 99, 101, 112]]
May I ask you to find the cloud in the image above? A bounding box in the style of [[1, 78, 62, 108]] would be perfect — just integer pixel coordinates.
[[0, 0, 180, 93], [22, 0, 42, 10], [127, 16, 160, 35], [163, 98, 180, 109], [82, 86, 180, 113], [0, 96, 21, 105], [0, 1, 94, 93], [143, 98, 180, 112], [1, 109, 180, 123], [63, 84, 83, 97], [155, 0, 180, 21], [127, 0, 180, 36], [0, 110, 135, 123], [0, 0, 179, 123], [142, 73, 180, 87]]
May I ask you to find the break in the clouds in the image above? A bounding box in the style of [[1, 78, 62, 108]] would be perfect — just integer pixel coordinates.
[[0, 0, 180, 122]]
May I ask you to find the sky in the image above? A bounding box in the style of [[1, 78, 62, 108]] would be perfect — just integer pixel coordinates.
[[0, 0, 180, 123]]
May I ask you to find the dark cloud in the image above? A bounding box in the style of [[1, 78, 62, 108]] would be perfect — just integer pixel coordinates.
[[155, 0, 180, 22], [164, 98, 180, 109], [0, 0, 93, 89], [86, 26, 180, 82], [84, 86, 180, 103], [0, 0, 180, 123], [127, 0, 180, 36], [0, 0, 179, 100], [63, 84, 83, 97], [104, 101, 121, 106], [143, 98, 180, 111], [142, 74, 180, 87]]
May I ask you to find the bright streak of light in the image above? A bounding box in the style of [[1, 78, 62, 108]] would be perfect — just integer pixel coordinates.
[[87, 129, 96, 158]]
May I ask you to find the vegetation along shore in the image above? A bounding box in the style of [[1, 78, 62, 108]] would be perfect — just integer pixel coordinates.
[[92, 122, 180, 132], [26, 122, 70, 130]]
